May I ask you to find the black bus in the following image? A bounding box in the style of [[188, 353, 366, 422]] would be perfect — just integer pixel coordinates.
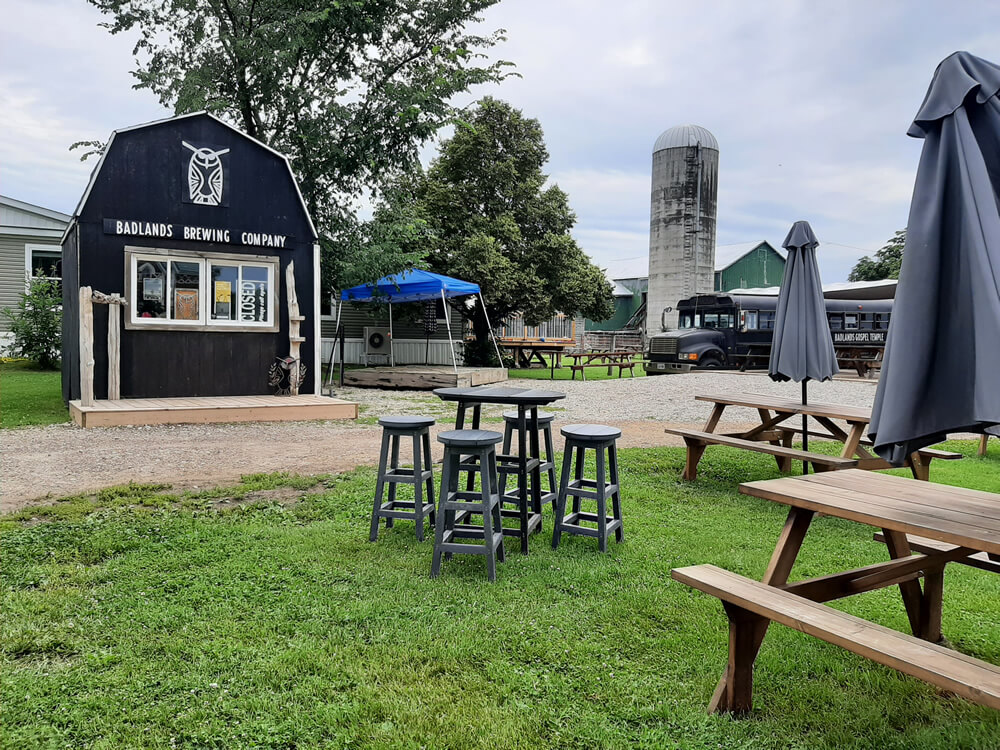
[[645, 294, 892, 375]]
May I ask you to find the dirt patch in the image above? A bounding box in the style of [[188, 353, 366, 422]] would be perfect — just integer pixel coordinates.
[[0, 417, 755, 517]]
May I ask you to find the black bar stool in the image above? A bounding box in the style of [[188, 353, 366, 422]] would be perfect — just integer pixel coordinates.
[[552, 424, 624, 553], [370, 416, 436, 542], [431, 429, 506, 582], [499, 409, 557, 508]]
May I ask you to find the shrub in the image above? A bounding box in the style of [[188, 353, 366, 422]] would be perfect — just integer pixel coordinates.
[[2, 277, 62, 369]]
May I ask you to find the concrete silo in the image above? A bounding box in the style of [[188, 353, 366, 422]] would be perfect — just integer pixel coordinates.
[[646, 125, 719, 331]]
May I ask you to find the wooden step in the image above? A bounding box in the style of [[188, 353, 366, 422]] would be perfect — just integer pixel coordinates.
[[671, 564, 1000, 710], [665, 428, 858, 467], [873, 532, 1000, 574]]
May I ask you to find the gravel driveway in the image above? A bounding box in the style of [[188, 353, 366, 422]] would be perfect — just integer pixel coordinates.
[[1, 371, 880, 513]]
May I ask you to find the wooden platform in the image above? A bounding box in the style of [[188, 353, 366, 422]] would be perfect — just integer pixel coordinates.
[[69, 394, 359, 428], [341, 366, 508, 390]]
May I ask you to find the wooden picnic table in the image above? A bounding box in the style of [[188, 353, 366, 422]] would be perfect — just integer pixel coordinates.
[[673, 469, 1000, 714], [564, 350, 638, 380], [434, 385, 566, 554], [499, 340, 573, 374], [665, 392, 961, 481]]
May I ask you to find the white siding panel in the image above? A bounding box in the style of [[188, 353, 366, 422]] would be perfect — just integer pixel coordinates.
[[320, 337, 465, 367]]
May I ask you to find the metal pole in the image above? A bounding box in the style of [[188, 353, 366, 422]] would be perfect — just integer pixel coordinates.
[[442, 289, 458, 374], [802, 379, 809, 475], [478, 292, 504, 366], [388, 302, 395, 367]]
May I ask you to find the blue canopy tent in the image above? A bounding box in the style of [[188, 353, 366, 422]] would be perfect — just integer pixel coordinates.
[[333, 269, 502, 374]]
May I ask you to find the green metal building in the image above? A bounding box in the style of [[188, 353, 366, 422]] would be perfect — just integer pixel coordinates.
[[713, 241, 785, 291]]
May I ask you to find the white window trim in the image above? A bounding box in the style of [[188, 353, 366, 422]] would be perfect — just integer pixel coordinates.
[[124, 246, 280, 333], [24, 243, 62, 290]]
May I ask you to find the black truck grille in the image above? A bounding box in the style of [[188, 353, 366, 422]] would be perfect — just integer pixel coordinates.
[[649, 338, 678, 355]]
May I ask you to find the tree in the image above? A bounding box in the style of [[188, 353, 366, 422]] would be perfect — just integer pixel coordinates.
[[2, 277, 62, 369], [83, 0, 512, 290], [848, 229, 906, 281], [387, 98, 614, 364]]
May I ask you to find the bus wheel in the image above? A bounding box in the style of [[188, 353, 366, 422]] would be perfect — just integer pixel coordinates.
[[700, 355, 723, 369]]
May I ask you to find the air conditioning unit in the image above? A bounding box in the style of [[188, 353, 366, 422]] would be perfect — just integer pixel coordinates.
[[364, 326, 391, 355]]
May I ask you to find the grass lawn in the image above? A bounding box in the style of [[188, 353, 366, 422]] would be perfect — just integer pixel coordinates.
[[507, 355, 647, 382], [3, 441, 999, 749], [1, 360, 69, 428]]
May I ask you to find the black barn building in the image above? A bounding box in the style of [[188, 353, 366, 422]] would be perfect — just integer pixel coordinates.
[[61, 112, 320, 402]]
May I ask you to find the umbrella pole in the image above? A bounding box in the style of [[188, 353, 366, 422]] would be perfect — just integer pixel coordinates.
[[478, 292, 504, 366], [325, 299, 342, 387], [802, 379, 809, 475]]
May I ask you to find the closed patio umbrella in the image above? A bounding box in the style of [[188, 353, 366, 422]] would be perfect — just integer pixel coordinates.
[[769, 220, 840, 472], [869, 51, 1000, 464]]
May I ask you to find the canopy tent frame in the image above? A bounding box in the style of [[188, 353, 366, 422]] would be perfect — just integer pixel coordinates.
[[325, 270, 502, 383]]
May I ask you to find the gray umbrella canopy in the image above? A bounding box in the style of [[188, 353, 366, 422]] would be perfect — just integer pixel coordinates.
[[768, 221, 840, 384], [869, 51, 1000, 465]]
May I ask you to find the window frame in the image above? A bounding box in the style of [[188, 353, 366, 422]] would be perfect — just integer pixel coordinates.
[[124, 246, 280, 333], [24, 244, 62, 290]]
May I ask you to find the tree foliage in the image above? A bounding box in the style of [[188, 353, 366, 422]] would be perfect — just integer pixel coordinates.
[[380, 98, 614, 364], [2, 277, 63, 369], [85, 0, 512, 290], [848, 229, 906, 282]]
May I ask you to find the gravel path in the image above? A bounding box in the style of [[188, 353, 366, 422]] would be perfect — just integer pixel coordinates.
[[2, 372, 880, 513]]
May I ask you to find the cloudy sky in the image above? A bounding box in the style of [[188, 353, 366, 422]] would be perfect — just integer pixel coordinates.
[[3, 0, 1000, 281]]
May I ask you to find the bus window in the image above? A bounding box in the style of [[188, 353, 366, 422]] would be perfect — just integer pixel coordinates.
[[860, 312, 874, 328], [703, 313, 719, 329], [829, 313, 843, 330], [759, 311, 775, 330], [845, 313, 859, 330], [875, 313, 890, 330], [744, 310, 759, 330], [679, 312, 696, 329]]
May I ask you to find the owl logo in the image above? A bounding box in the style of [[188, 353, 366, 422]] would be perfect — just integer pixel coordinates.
[[182, 141, 230, 205]]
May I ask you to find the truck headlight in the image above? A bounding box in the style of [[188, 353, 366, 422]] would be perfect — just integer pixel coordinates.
[[679, 352, 699, 361]]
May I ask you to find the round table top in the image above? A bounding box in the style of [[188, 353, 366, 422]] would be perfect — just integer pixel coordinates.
[[433, 385, 566, 406]]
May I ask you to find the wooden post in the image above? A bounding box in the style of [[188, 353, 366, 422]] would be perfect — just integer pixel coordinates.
[[981, 434, 990, 457], [78, 286, 95, 407], [285, 261, 304, 395], [106, 296, 121, 400]]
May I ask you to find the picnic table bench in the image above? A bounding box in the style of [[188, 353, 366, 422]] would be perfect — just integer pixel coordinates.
[[668, 392, 961, 481], [564, 351, 637, 381], [673, 470, 1000, 714]]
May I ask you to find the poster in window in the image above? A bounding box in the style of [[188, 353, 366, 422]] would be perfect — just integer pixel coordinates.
[[143, 277, 164, 301], [174, 289, 200, 320]]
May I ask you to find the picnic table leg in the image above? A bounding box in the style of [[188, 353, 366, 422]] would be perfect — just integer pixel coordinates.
[[721, 602, 765, 714], [905, 452, 931, 481], [758, 409, 790, 472], [882, 529, 932, 639], [703, 403, 726, 433], [681, 437, 706, 481], [709, 506, 814, 713]]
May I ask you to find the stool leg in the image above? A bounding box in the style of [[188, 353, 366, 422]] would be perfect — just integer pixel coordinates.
[[431, 448, 452, 578], [386, 434, 400, 528], [481, 449, 498, 582], [423, 430, 435, 526], [499, 420, 513, 497], [543, 423, 557, 502], [444, 451, 460, 560], [517, 410, 530, 554], [370, 430, 391, 542], [572, 445, 584, 516], [529, 409, 543, 522], [490, 451, 506, 564], [610, 441, 624, 543], [412, 433, 425, 542], [552, 439, 574, 549], [596, 444, 609, 553]]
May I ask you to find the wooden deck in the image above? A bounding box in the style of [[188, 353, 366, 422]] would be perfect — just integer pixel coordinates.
[[69, 394, 359, 428], [341, 366, 507, 390]]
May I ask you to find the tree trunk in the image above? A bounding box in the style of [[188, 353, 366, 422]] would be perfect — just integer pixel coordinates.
[[467, 306, 499, 366]]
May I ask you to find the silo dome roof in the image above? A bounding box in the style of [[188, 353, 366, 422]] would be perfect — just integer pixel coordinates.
[[653, 124, 718, 152]]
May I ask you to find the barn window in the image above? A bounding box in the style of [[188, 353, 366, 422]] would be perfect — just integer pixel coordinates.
[[126, 247, 278, 332]]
